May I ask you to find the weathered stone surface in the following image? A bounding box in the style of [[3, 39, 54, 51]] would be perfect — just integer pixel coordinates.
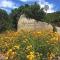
[[17, 14, 53, 31], [56, 26, 60, 34]]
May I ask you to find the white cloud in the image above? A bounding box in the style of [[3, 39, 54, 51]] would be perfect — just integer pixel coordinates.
[[38, 0, 55, 13], [0, 0, 18, 9], [20, 0, 55, 13], [46, 3, 55, 13]]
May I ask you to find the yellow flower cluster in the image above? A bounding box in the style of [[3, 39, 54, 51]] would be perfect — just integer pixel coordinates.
[[14, 45, 20, 49], [26, 45, 32, 51], [5, 45, 19, 60], [27, 51, 35, 60], [0, 30, 59, 60]]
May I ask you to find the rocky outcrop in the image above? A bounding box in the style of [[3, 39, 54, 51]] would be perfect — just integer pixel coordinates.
[[17, 14, 53, 31]]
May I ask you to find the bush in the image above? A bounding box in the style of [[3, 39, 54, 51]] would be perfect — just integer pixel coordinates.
[[0, 9, 12, 32]]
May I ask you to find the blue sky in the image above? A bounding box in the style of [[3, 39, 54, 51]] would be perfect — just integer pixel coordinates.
[[0, 0, 60, 13]]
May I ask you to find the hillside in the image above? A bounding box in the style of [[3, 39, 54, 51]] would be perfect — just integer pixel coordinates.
[[0, 3, 60, 32], [0, 2, 60, 60]]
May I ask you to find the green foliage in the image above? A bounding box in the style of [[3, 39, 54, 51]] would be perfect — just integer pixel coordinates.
[[43, 12, 60, 26], [23, 3, 46, 21], [0, 9, 12, 32], [10, 3, 46, 28]]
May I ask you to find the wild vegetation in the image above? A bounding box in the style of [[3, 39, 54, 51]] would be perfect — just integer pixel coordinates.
[[0, 2, 60, 60], [0, 30, 60, 60]]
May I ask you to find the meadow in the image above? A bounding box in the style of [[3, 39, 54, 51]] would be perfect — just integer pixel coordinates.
[[0, 30, 60, 60]]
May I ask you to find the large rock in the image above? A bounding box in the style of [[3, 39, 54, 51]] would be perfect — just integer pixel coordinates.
[[17, 14, 53, 31]]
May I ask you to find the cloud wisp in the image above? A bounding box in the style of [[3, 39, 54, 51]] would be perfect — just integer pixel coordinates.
[[0, 0, 18, 9], [0, 0, 18, 13]]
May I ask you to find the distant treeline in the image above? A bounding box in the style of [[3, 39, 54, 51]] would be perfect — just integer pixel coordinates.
[[0, 3, 60, 32]]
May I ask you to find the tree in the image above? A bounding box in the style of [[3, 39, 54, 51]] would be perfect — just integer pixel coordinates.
[[24, 3, 46, 21], [0, 9, 10, 32], [10, 8, 20, 30], [44, 5, 49, 15]]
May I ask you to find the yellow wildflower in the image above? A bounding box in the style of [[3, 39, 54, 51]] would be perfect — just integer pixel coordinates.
[[8, 49, 12, 52], [6, 49, 12, 55], [26, 45, 32, 50], [37, 31, 41, 34], [27, 51, 35, 60], [14, 45, 20, 49], [5, 57, 8, 60]]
